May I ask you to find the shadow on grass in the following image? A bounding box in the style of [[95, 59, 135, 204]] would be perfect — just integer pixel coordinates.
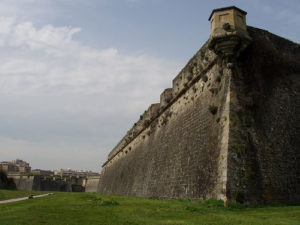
[[183, 199, 300, 213]]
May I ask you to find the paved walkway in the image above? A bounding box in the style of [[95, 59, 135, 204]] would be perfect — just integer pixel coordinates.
[[0, 193, 53, 204]]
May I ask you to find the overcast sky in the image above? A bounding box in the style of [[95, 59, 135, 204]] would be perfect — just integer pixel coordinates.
[[0, 0, 299, 172]]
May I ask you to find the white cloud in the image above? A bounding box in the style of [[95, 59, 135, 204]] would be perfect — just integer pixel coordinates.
[[0, 17, 14, 46], [11, 22, 81, 50], [0, 18, 178, 96], [0, 18, 181, 170]]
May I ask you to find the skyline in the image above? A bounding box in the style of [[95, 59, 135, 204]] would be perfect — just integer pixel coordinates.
[[0, 0, 299, 171]]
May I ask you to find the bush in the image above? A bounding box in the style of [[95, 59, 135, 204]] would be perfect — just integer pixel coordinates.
[[0, 171, 16, 190]]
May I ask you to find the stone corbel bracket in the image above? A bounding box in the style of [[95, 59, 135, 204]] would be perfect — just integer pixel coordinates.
[[208, 6, 252, 60]]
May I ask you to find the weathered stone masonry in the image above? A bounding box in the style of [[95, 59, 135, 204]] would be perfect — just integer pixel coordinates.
[[8, 174, 87, 192], [99, 47, 230, 199], [98, 6, 300, 204]]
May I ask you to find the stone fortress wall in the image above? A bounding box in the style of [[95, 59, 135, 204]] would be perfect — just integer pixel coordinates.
[[85, 176, 101, 193], [225, 26, 300, 204], [98, 7, 300, 204], [8, 174, 95, 192], [9, 175, 34, 191], [98, 42, 232, 200]]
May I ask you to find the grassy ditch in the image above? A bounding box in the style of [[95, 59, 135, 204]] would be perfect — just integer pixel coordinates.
[[0, 190, 299, 225]]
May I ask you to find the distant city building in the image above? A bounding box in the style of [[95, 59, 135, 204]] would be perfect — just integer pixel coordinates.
[[54, 169, 99, 177], [0, 159, 31, 173], [31, 169, 54, 175], [0, 161, 19, 173], [0, 159, 98, 178]]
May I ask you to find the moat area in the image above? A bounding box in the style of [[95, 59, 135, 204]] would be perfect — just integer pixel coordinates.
[[0, 189, 299, 225]]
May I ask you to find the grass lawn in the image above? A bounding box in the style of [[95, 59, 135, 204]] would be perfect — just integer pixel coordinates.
[[0, 189, 46, 200], [0, 190, 299, 225]]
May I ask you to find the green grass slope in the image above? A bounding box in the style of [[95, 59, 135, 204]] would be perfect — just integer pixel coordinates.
[[0, 189, 45, 200], [0, 190, 299, 225]]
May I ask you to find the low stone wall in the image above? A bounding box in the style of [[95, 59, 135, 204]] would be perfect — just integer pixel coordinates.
[[85, 176, 100, 193], [9, 175, 34, 191], [7, 175, 86, 192]]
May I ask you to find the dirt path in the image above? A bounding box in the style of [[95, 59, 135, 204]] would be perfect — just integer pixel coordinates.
[[0, 193, 53, 204]]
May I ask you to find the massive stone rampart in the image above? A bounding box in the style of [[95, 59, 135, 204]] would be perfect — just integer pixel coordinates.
[[98, 26, 300, 204], [98, 41, 231, 200], [226, 27, 300, 204]]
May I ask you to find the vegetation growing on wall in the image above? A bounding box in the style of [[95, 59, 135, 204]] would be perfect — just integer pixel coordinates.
[[0, 172, 16, 190]]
